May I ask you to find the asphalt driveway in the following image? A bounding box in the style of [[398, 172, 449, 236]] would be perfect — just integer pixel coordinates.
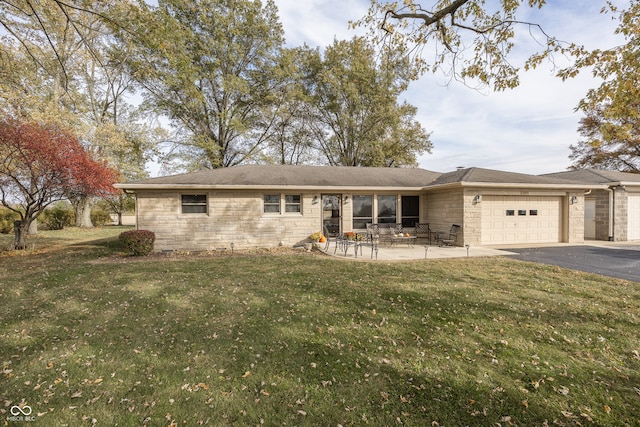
[[507, 245, 640, 283]]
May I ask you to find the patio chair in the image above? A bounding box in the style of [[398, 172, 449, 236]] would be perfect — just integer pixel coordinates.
[[414, 223, 431, 244], [366, 223, 379, 241], [440, 224, 461, 246], [363, 224, 380, 259], [323, 225, 342, 253]]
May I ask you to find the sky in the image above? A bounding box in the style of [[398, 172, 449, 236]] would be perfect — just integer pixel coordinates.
[[275, 0, 627, 175]]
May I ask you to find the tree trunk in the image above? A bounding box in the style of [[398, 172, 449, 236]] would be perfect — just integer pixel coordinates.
[[28, 218, 38, 235], [117, 211, 123, 226], [74, 196, 94, 228], [13, 220, 28, 250]]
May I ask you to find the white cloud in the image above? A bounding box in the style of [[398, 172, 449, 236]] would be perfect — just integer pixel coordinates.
[[275, 0, 627, 174]]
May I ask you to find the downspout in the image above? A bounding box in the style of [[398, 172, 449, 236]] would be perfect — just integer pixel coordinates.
[[607, 187, 614, 241]]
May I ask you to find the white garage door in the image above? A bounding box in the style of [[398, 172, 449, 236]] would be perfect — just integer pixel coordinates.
[[628, 193, 640, 241], [482, 196, 562, 245]]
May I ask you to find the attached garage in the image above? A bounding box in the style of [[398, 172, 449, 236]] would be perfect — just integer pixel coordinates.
[[481, 195, 563, 245], [628, 193, 640, 241]]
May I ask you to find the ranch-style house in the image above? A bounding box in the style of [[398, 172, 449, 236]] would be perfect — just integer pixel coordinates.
[[114, 165, 640, 252]]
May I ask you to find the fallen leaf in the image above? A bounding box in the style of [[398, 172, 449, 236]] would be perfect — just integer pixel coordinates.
[[94, 378, 103, 384], [242, 371, 251, 378], [71, 391, 82, 399], [581, 412, 594, 422], [604, 405, 611, 414]]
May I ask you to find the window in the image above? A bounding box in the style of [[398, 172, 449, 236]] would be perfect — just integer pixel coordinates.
[[530, 210, 538, 216], [401, 196, 419, 227], [518, 210, 527, 216], [352, 195, 372, 230], [264, 194, 280, 213], [181, 194, 207, 214], [377, 195, 397, 224], [285, 195, 301, 213], [506, 210, 515, 216]]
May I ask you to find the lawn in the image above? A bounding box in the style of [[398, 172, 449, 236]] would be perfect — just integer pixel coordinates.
[[1, 228, 639, 426]]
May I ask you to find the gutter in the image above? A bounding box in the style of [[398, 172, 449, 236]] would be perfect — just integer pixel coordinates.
[[113, 183, 427, 192], [422, 182, 606, 191], [607, 187, 614, 241], [114, 181, 607, 193]]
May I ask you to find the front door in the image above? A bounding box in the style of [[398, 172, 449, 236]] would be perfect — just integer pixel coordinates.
[[322, 194, 341, 236]]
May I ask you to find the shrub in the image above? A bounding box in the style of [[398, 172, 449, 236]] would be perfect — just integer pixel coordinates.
[[90, 209, 112, 226], [0, 208, 19, 234], [42, 205, 74, 230], [119, 229, 155, 256]]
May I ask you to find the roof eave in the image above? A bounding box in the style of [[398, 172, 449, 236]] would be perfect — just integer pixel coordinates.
[[610, 181, 640, 187], [424, 182, 607, 190], [113, 183, 426, 192]]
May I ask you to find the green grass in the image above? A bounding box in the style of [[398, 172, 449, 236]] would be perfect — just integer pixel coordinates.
[[1, 228, 639, 426]]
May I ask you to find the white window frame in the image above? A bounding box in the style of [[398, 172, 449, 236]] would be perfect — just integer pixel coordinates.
[[263, 194, 281, 214], [285, 194, 302, 213], [263, 193, 303, 215]]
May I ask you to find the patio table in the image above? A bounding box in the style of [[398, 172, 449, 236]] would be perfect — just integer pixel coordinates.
[[390, 236, 417, 247]]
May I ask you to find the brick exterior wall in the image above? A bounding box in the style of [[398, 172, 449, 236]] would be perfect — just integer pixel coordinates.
[[613, 187, 629, 241], [136, 190, 321, 251], [591, 190, 611, 241], [424, 190, 465, 244], [567, 191, 585, 244]]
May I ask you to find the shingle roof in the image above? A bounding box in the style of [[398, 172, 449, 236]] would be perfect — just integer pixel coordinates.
[[427, 167, 586, 187], [542, 168, 640, 184], [117, 164, 605, 190], [118, 164, 442, 189]]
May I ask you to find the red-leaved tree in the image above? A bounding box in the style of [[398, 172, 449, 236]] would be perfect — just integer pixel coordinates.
[[0, 118, 118, 249]]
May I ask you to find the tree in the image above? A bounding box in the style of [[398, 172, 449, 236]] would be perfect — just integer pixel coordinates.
[[0, 118, 117, 249], [1, 1, 158, 226], [259, 46, 323, 165], [114, 0, 285, 170], [0, 0, 120, 90], [303, 37, 431, 167], [566, 1, 640, 173], [354, 1, 577, 91]]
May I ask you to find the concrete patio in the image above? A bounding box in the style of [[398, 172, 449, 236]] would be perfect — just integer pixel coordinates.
[[320, 242, 517, 261]]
